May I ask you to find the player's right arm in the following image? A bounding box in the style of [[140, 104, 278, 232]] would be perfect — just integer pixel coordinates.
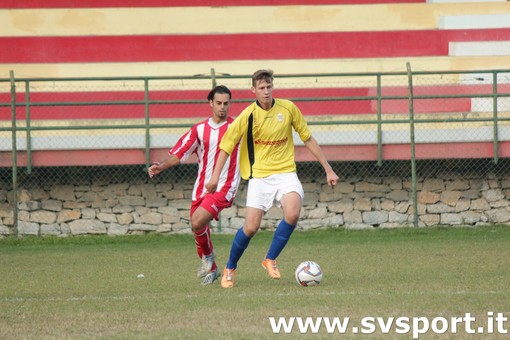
[[148, 154, 180, 178], [148, 124, 199, 178]]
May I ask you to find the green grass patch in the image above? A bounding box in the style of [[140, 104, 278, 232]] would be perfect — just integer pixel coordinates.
[[1, 226, 510, 339]]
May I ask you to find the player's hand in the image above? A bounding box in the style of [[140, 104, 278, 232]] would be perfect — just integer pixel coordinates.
[[148, 162, 160, 178], [327, 171, 339, 187], [205, 179, 218, 194]]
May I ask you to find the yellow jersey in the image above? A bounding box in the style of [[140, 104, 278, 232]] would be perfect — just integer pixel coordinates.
[[220, 98, 312, 180]]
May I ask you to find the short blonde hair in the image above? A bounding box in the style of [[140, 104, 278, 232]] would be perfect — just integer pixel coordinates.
[[252, 69, 273, 87]]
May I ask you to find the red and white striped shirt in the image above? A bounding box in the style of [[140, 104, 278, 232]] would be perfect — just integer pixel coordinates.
[[170, 116, 241, 202]]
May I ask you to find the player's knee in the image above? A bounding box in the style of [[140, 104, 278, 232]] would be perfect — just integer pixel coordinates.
[[284, 207, 300, 225], [243, 224, 260, 237], [289, 217, 299, 225], [190, 216, 205, 232], [190, 222, 201, 233]]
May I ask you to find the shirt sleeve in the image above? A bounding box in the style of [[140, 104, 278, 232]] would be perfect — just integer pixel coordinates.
[[291, 102, 312, 142], [220, 108, 250, 154], [169, 126, 199, 162]]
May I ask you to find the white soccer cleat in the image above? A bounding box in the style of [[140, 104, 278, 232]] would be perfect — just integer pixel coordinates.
[[197, 252, 215, 278], [201, 267, 221, 285]]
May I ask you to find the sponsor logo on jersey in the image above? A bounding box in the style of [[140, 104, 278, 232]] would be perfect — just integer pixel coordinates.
[[254, 137, 288, 146]]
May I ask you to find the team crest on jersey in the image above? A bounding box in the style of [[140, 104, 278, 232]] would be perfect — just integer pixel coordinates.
[[277, 113, 283, 122]]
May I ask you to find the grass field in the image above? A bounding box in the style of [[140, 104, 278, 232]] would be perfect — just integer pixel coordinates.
[[1, 226, 510, 339]]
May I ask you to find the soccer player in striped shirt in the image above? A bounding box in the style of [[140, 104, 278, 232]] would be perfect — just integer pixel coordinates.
[[148, 85, 241, 285], [206, 70, 339, 288]]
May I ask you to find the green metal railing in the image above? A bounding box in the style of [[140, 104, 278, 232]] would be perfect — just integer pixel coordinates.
[[1, 66, 510, 232], [2, 68, 509, 167]]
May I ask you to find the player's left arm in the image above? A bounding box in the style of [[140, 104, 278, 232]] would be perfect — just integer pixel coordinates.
[[303, 136, 339, 187], [290, 102, 339, 187]]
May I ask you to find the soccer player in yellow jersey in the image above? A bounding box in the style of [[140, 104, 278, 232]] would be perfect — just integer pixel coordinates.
[[206, 69, 339, 288]]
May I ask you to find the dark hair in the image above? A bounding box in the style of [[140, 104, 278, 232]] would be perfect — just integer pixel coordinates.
[[252, 69, 274, 87], [207, 85, 232, 101]]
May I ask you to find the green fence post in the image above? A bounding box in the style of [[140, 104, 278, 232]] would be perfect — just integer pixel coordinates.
[[211, 68, 217, 88], [376, 74, 383, 167], [10, 70, 19, 237], [492, 71, 499, 164], [144, 78, 151, 169], [210, 68, 222, 231], [406, 63, 418, 227], [25, 80, 32, 174]]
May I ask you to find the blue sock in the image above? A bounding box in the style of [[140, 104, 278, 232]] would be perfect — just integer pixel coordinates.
[[266, 219, 296, 260], [226, 227, 252, 269]]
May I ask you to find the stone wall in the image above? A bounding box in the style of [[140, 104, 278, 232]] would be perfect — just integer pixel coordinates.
[[2, 172, 510, 237]]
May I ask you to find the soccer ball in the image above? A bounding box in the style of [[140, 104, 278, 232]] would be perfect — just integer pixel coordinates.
[[295, 261, 323, 287]]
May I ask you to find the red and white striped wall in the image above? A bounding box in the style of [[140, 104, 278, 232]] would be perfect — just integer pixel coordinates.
[[1, 0, 510, 79], [2, 0, 510, 167]]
